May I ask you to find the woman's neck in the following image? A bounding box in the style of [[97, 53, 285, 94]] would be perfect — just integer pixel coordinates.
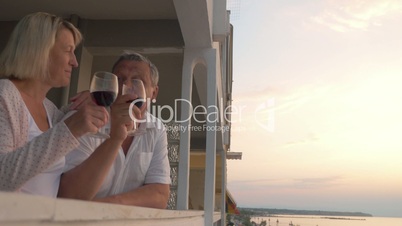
[[11, 79, 50, 101]]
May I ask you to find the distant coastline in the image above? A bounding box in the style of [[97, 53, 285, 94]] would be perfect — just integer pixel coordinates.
[[239, 207, 373, 218]]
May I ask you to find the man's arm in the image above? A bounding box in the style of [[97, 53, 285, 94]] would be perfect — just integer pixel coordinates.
[[58, 94, 134, 199], [94, 183, 170, 209], [58, 138, 123, 199]]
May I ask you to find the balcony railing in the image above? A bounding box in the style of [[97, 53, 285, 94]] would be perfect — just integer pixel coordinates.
[[0, 192, 221, 226]]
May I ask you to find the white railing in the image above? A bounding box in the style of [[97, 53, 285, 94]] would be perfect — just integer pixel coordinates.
[[0, 192, 221, 226]]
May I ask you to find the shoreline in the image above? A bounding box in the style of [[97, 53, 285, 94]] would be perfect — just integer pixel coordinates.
[[261, 214, 367, 221], [239, 207, 373, 218]]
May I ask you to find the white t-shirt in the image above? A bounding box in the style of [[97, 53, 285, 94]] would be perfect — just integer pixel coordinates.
[[64, 113, 171, 198], [18, 105, 65, 197]]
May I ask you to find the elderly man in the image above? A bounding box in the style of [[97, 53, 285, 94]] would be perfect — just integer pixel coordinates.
[[59, 51, 170, 209]]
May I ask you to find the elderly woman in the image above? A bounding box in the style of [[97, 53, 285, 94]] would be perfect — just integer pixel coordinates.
[[0, 12, 108, 197]]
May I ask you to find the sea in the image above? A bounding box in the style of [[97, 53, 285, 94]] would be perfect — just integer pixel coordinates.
[[251, 215, 402, 226]]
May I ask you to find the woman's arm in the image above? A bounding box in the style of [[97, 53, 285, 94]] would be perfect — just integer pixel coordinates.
[[0, 120, 79, 191], [0, 93, 107, 191]]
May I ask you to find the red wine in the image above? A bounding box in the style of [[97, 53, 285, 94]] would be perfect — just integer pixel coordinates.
[[127, 98, 144, 108], [92, 91, 117, 107]]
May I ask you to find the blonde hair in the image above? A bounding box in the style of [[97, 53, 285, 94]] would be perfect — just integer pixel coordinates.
[[0, 12, 82, 80]]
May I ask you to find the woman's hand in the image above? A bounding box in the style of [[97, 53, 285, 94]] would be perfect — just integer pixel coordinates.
[[64, 102, 109, 138], [69, 90, 93, 110]]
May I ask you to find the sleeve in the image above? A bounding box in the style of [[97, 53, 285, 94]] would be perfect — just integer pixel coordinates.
[[144, 126, 171, 185], [58, 103, 72, 115], [63, 148, 90, 172], [62, 111, 96, 173], [0, 97, 80, 191], [63, 136, 96, 173]]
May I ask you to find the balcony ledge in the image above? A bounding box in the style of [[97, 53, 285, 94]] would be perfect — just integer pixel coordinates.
[[0, 192, 220, 226]]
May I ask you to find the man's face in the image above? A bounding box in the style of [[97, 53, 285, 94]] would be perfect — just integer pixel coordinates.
[[113, 60, 158, 101]]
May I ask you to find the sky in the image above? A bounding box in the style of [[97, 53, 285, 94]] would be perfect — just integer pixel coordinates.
[[226, 0, 402, 218]]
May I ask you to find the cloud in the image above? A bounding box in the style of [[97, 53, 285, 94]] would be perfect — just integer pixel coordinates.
[[311, 0, 402, 32], [282, 133, 319, 148], [229, 176, 343, 191], [229, 178, 284, 188], [233, 81, 331, 114], [292, 176, 343, 189]]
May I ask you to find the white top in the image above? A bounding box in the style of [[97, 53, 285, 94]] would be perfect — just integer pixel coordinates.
[[18, 105, 65, 197], [0, 80, 79, 192], [64, 113, 171, 198]]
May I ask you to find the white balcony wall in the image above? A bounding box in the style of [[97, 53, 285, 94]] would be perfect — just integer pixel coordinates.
[[0, 192, 221, 226]]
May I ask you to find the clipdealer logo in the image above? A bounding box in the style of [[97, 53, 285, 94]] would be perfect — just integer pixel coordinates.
[[128, 98, 275, 133]]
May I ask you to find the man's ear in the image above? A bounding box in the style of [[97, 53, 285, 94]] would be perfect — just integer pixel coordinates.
[[151, 85, 159, 101]]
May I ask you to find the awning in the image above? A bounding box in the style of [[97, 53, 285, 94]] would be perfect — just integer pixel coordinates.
[[226, 190, 240, 215]]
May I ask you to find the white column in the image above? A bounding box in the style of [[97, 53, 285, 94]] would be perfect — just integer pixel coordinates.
[[177, 49, 194, 210], [204, 48, 217, 226], [220, 150, 227, 226]]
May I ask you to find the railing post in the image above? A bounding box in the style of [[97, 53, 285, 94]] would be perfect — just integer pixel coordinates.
[[177, 49, 194, 210], [204, 48, 217, 226]]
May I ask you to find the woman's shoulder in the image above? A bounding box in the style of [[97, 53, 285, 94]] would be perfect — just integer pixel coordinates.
[[0, 79, 21, 101], [0, 79, 16, 92]]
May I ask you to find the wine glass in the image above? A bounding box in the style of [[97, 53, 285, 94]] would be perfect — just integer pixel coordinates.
[[89, 71, 119, 138], [122, 79, 146, 136]]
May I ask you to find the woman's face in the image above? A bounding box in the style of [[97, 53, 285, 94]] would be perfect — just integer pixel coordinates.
[[47, 27, 78, 88]]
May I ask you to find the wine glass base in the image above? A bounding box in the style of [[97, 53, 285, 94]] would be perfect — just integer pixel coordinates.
[[88, 132, 110, 139], [126, 130, 137, 136], [126, 127, 146, 137]]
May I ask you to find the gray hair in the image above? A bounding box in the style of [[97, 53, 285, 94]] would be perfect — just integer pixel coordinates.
[[0, 12, 82, 80], [112, 50, 159, 86]]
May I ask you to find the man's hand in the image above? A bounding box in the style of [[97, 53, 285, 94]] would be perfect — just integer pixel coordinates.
[[109, 94, 140, 141]]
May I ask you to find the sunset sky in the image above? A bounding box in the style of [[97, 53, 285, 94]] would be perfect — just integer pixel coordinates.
[[227, 0, 402, 217]]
